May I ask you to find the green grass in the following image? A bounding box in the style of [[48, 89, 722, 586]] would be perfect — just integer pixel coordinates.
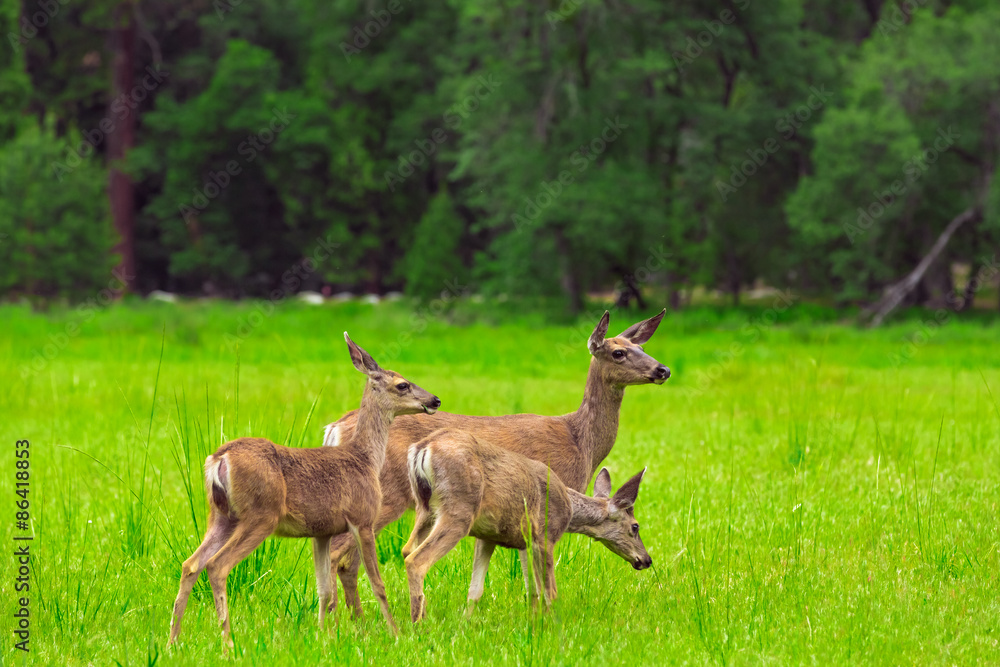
[[1, 299, 998, 665]]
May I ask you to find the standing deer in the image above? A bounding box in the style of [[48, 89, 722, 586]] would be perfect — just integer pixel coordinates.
[[168, 333, 440, 648], [324, 309, 669, 617], [402, 428, 651, 621]]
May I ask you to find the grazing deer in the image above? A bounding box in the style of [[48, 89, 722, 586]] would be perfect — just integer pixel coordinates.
[[168, 333, 440, 648], [402, 428, 651, 621], [325, 309, 668, 617]]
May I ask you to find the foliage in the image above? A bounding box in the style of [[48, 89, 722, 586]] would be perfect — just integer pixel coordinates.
[[0, 120, 115, 299], [2, 0, 1000, 311]]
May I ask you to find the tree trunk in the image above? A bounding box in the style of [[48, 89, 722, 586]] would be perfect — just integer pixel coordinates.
[[108, 2, 136, 292], [863, 206, 980, 326]]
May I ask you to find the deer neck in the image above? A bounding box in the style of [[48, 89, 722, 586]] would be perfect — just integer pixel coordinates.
[[566, 489, 608, 537], [348, 381, 393, 471], [569, 359, 625, 478]]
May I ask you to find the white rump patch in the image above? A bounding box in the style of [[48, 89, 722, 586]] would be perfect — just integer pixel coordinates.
[[322, 422, 341, 447]]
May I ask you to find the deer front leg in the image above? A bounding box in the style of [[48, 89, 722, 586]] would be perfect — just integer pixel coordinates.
[[312, 536, 334, 630], [351, 524, 398, 637], [465, 539, 496, 618], [330, 534, 363, 620]]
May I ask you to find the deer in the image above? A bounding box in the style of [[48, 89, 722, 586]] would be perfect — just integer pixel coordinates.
[[402, 428, 651, 622], [167, 333, 440, 649], [323, 309, 669, 618]]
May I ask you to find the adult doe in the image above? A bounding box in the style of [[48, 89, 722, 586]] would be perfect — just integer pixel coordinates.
[[326, 310, 669, 617], [403, 428, 651, 621], [168, 333, 440, 648]]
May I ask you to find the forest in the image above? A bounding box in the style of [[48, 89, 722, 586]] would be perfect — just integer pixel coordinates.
[[2, 0, 999, 318]]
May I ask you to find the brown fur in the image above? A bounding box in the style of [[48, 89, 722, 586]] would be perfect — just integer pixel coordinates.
[[402, 428, 650, 621], [167, 334, 439, 650], [327, 310, 669, 617]]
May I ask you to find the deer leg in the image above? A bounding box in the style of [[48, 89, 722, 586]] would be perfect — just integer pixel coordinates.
[[351, 524, 398, 637], [204, 518, 277, 653], [402, 505, 435, 559], [404, 517, 469, 623], [168, 514, 234, 645], [530, 542, 549, 610], [518, 549, 539, 608], [312, 536, 333, 630], [330, 534, 362, 619], [465, 539, 496, 617], [542, 541, 557, 606], [332, 501, 405, 619]]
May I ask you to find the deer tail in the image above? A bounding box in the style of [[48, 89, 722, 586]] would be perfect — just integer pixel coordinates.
[[407, 441, 434, 512], [204, 454, 232, 517]]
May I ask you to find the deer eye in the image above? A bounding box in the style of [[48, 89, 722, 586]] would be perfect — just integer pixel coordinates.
[[612, 349, 626, 360], [396, 382, 409, 392], [631, 523, 639, 535]]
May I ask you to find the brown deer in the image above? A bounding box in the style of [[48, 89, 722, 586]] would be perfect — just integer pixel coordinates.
[[402, 428, 651, 622], [324, 309, 668, 617], [168, 333, 440, 648]]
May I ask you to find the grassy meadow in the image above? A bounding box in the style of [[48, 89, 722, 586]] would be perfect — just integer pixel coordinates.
[[0, 299, 998, 665]]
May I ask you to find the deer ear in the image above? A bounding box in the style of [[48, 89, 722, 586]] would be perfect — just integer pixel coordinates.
[[593, 467, 611, 499], [610, 467, 646, 510], [344, 332, 382, 375], [588, 311, 610, 354], [618, 309, 665, 345]]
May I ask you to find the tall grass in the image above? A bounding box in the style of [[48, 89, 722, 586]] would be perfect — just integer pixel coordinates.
[[0, 299, 998, 665]]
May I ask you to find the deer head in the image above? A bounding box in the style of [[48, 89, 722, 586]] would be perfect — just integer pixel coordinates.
[[344, 332, 441, 416], [590, 467, 652, 570], [587, 310, 670, 386]]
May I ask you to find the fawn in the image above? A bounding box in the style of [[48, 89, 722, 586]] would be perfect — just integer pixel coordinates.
[[326, 310, 668, 617], [168, 333, 440, 648], [402, 428, 650, 622]]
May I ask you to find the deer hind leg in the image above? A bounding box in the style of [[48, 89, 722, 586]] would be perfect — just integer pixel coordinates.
[[169, 513, 235, 645], [312, 536, 334, 630], [402, 504, 436, 559], [204, 516, 278, 652], [531, 541, 549, 610], [351, 524, 399, 636], [465, 539, 496, 617], [541, 541, 557, 607], [518, 550, 540, 608], [403, 515, 470, 623]]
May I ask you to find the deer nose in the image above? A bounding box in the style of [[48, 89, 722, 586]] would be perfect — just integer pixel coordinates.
[[428, 397, 441, 409], [655, 366, 670, 379]]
